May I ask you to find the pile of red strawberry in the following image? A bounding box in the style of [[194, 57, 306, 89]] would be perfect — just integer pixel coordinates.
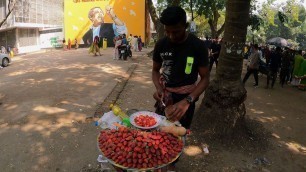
[[98, 127, 183, 169], [134, 115, 157, 127]]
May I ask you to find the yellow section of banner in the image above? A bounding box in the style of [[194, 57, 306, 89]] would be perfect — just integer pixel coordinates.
[[64, 0, 145, 46]]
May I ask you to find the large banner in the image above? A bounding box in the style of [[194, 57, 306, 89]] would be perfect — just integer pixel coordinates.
[[64, 0, 145, 47]]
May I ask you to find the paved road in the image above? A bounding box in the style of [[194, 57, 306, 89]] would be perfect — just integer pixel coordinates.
[[0, 48, 147, 171]]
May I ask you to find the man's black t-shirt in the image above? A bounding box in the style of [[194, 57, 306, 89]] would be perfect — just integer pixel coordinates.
[[204, 40, 212, 49], [210, 42, 221, 58], [153, 34, 209, 88]]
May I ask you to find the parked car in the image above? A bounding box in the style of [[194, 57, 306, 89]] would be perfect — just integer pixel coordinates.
[[0, 53, 11, 67]]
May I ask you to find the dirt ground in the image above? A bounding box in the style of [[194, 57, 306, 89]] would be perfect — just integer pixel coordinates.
[[0, 48, 305, 172], [118, 54, 306, 172], [0, 48, 136, 172]]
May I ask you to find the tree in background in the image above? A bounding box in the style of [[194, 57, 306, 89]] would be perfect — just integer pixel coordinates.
[[0, 0, 16, 27], [147, 0, 226, 40], [247, 0, 306, 49], [146, 0, 181, 41], [197, 0, 306, 137], [181, 0, 226, 38], [147, 0, 306, 48], [296, 21, 306, 49], [198, 0, 251, 136]]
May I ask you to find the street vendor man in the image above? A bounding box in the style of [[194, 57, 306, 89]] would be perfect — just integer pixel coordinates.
[[152, 6, 210, 130]]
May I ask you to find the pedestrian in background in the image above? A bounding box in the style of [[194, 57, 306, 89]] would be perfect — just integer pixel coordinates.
[[93, 36, 102, 56], [68, 39, 72, 50], [114, 36, 122, 60], [133, 36, 139, 52], [280, 47, 291, 87], [266, 47, 282, 89], [209, 37, 221, 71], [127, 34, 132, 45], [74, 38, 79, 49], [7, 46, 11, 54], [138, 36, 142, 51], [297, 56, 306, 90], [204, 36, 212, 49], [291, 50, 304, 86], [243, 44, 260, 87], [1, 45, 7, 53], [62, 38, 67, 50]]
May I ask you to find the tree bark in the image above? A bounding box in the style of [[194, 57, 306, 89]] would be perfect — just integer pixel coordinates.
[[198, 0, 251, 136], [208, 19, 216, 38], [146, 0, 165, 40], [145, 2, 151, 46], [190, 0, 194, 21], [216, 23, 225, 37]]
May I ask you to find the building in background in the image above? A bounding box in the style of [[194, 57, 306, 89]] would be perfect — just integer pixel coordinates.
[[64, 0, 146, 47], [0, 0, 63, 54], [0, 0, 151, 53]]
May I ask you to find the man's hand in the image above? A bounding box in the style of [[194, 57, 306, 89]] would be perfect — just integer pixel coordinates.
[[105, 5, 124, 26], [153, 89, 163, 102], [105, 5, 116, 19], [105, 5, 112, 14], [165, 99, 189, 121]]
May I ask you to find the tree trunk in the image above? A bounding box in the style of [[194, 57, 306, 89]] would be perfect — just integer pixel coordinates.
[[146, 0, 165, 40], [190, 0, 194, 21], [198, 0, 251, 136], [145, 3, 152, 46], [208, 19, 217, 38]]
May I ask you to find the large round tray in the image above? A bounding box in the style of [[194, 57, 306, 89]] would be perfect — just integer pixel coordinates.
[[97, 130, 185, 171], [130, 111, 163, 130]]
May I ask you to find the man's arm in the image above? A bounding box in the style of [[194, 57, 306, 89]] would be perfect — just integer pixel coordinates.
[[168, 66, 210, 121], [105, 5, 124, 26], [188, 66, 210, 100], [152, 61, 163, 101]]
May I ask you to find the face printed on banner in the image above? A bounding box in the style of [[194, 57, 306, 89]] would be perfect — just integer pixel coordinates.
[[89, 7, 105, 27]]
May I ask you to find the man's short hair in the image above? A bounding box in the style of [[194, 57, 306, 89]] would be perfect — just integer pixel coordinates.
[[160, 6, 187, 26], [254, 44, 258, 49], [88, 7, 104, 19]]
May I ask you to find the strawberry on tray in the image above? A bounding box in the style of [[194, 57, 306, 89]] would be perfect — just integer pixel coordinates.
[[97, 127, 184, 170]]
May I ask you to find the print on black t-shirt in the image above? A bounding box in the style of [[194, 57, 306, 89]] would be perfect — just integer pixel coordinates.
[[153, 34, 209, 88]]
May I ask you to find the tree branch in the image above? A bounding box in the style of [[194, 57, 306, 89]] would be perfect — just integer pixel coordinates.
[[0, 0, 16, 28], [216, 23, 225, 37], [208, 19, 216, 37], [212, 3, 220, 30], [194, 14, 200, 20]]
